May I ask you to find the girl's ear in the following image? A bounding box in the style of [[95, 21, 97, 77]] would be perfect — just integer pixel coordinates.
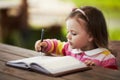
[[88, 35, 94, 42]]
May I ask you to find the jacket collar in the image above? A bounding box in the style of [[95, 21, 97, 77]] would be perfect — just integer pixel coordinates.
[[85, 48, 107, 56], [69, 47, 107, 56]]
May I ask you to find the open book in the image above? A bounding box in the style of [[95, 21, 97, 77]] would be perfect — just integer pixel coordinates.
[[6, 56, 91, 77]]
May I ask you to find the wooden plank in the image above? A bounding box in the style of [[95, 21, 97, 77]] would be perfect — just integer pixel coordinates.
[[62, 70, 96, 80], [0, 50, 24, 61], [62, 70, 110, 80], [0, 43, 39, 57], [63, 65, 119, 80], [0, 72, 23, 80], [62, 68, 120, 80], [91, 66, 120, 80]]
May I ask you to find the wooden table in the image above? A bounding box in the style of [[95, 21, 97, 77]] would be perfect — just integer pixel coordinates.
[[0, 41, 120, 80]]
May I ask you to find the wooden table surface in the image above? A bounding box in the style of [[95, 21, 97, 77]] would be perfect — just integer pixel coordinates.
[[0, 41, 120, 80]]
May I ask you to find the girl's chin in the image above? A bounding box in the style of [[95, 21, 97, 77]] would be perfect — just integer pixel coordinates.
[[68, 43, 76, 49], [69, 45, 76, 49]]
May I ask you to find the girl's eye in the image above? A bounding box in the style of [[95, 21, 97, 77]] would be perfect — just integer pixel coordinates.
[[71, 32, 77, 35], [67, 31, 77, 35]]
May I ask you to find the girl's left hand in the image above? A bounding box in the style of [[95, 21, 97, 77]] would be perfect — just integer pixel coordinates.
[[84, 60, 95, 66]]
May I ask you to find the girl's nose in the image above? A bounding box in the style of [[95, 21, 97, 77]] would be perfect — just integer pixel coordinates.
[[66, 33, 71, 40]]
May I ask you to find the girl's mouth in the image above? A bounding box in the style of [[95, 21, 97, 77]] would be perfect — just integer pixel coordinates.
[[68, 40, 72, 45], [69, 41, 72, 45]]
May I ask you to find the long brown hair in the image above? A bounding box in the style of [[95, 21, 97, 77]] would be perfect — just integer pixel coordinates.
[[66, 6, 108, 48]]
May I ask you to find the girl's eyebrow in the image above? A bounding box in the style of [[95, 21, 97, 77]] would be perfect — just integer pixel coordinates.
[[71, 30, 74, 32], [67, 30, 74, 33], [70, 30, 76, 33]]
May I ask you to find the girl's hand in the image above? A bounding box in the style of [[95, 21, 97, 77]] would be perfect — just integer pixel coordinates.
[[35, 40, 47, 52], [84, 60, 95, 66]]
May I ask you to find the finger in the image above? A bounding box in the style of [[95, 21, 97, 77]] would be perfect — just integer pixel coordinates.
[[90, 62, 95, 66], [41, 42, 47, 48], [35, 40, 41, 51], [87, 61, 92, 66], [36, 42, 47, 52], [37, 43, 44, 52], [37, 46, 42, 52], [87, 61, 95, 66], [85, 60, 94, 66], [84, 60, 90, 66]]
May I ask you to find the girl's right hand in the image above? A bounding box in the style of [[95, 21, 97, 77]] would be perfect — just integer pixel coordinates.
[[84, 60, 95, 66], [35, 40, 47, 52]]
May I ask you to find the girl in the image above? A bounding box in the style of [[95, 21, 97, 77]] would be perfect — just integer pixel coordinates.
[[35, 6, 118, 69]]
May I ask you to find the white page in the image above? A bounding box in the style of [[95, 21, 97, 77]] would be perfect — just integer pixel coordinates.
[[32, 56, 87, 74], [6, 56, 54, 68]]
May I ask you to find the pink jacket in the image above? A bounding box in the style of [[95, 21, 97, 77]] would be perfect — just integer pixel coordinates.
[[43, 39, 118, 69]]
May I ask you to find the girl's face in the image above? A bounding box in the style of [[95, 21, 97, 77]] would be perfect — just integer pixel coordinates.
[[66, 18, 93, 51]]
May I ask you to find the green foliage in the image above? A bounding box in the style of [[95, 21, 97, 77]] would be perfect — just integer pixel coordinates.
[[72, 0, 120, 18], [109, 28, 120, 40], [72, 0, 120, 9]]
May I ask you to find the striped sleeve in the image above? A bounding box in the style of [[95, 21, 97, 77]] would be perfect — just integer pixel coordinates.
[[43, 39, 66, 56]]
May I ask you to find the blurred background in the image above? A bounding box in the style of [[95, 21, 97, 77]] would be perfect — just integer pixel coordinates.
[[0, 0, 120, 50]]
